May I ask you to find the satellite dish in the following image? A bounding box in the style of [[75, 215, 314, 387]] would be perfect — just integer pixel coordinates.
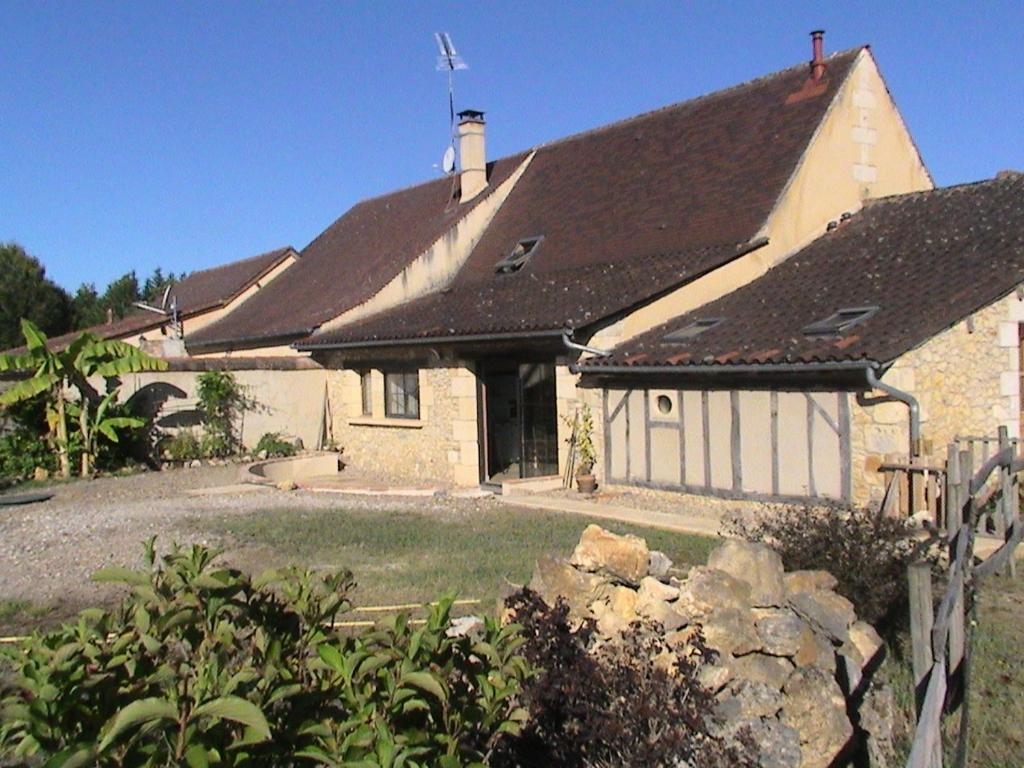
[[442, 145, 456, 174]]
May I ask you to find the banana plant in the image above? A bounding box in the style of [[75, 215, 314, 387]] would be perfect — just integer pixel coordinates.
[[0, 319, 167, 477]]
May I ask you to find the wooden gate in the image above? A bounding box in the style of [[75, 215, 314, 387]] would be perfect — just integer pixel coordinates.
[[603, 388, 852, 502]]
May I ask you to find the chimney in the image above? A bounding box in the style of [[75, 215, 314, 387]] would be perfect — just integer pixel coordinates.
[[810, 30, 826, 81], [457, 109, 487, 203]]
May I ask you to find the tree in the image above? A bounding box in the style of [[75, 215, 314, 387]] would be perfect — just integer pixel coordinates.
[[71, 282, 105, 328], [141, 268, 178, 304], [0, 243, 73, 350], [0, 320, 168, 477], [100, 270, 140, 320]]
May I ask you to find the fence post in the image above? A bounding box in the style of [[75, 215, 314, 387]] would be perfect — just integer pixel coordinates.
[[908, 562, 934, 702], [945, 444, 966, 706], [998, 426, 1017, 579]]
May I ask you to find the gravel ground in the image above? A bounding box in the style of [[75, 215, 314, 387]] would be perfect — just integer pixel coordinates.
[[0, 466, 497, 633], [542, 483, 778, 524]]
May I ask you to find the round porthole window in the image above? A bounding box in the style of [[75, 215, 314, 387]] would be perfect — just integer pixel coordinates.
[[656, 395, 673, 415]]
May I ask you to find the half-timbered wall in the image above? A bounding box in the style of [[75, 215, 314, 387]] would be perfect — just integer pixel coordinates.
[[604, 388, 852, 502]]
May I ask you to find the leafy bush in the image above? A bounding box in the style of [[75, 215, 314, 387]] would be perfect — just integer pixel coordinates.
[[91, 396, 149, 472], [0, 541, 531, 767], [0, 394, 56, 484], [492, 589, 758, 768], [196, 371, 253, 458], [0, 427, 55, 484], [726, 505, 928, 629], [161, 428, 203, 462], [254, 432, 297, 458]]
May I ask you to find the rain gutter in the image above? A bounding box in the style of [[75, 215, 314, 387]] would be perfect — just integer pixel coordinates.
[[295, 328, 564, 351], [572, 360, 874, 375]]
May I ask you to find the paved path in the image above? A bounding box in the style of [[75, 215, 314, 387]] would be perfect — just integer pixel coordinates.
[[497, 494, 725, 538]]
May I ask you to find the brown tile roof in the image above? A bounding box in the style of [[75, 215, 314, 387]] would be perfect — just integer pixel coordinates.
[[302, 48, 862, 349], [169, 245, 296, 315], [583, 172, 1024, 372], [299, 244, 755, 346], [186, 155, 530, 350], [5, 246, 295, 354]]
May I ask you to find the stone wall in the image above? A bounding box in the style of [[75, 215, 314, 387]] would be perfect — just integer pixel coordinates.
[[852, 291, 1022, 504], [527, 526, 892, 768], [326, 364, 480, 485]]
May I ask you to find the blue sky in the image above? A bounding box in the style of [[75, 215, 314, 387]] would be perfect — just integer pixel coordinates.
[[2, 1, 1022, 292]]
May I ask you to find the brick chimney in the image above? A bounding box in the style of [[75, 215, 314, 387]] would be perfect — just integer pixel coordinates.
[[457, 109, 487, 203], [810, 30, 826, 81]]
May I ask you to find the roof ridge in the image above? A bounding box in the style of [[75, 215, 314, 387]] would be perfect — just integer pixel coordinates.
[[310, 46, 866, 232], [531, 46, 866, 153], [864, 172, 1024, 209], [181, 245, 294, 280]]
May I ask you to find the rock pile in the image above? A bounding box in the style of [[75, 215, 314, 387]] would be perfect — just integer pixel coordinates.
[[528, 525, 886, 768]]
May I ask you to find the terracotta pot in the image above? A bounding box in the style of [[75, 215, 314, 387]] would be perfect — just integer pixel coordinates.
[[576, 473, 597, 494]]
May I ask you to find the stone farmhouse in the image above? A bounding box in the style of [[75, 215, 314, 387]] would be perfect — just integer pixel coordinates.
[[32, 34, 1024, 507]]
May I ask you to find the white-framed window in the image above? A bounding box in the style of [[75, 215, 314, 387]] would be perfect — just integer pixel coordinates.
[[384, 369, 420, 419], [359, 370, 373, 416]]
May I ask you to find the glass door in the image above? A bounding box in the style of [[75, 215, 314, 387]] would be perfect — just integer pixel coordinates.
[[482, 362, 559, 483]]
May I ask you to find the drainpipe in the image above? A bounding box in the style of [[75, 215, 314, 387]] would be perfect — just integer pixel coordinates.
[[562, 328, 611, 360], [865, 364, 921, 458]]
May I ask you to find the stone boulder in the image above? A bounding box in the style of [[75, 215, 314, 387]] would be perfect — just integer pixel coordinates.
[[702, 606, 762, 657], [708, 539, 786, 607], [754, 608, 809, 657], [788, 590, 857, 644], [529, 555, 610, 616], [675, 566, 751, 619], [781, 668, 853, 768], [648, 550, 674, 579], [784, 569, 838, 596], [570, 524, 649, 584]]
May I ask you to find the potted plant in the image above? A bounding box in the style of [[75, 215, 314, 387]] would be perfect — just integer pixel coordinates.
[[569, 404, 598, 493]]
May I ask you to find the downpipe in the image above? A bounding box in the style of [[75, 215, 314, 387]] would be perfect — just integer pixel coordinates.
[[865, 365, 921, 458], [562, 328, 611, 363]]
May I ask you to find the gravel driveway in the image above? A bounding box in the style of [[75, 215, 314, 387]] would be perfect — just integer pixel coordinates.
[[0, 466, 374, 633]]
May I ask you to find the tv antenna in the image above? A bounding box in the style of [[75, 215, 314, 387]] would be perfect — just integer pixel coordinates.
[[434, 32, 467, 175], [133, 283, 182, 338]]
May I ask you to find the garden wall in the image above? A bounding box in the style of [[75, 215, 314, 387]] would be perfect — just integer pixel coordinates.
[[120, 361, 327, 451]]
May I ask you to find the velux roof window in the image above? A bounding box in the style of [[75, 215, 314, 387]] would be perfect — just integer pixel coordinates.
[[663, 318, 724, 343], [802, 306, 879, 337], [495, 236, 544, 274]]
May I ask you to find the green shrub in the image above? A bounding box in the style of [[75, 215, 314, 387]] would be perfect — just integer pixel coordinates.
[[254, 432, 297, 458], [0, 394, 56, 484], [196, 371, 253, 458], [0, 541, 531, 766], [726, 505, 931, 630], [0, 428, 55, 484], [162, 429, 203, 462]]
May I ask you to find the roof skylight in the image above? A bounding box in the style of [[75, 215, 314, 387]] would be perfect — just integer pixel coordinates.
[[802, 306, 879, 336], [495, 236, 544, 274], [663, 318, 724, 343]]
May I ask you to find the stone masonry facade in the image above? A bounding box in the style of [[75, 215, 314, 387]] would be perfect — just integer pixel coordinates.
[[327, 364, 480, 486], [851, 291, 1022, 504]]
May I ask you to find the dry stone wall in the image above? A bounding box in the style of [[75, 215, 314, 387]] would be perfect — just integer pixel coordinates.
[[528, 526, 891, 768]]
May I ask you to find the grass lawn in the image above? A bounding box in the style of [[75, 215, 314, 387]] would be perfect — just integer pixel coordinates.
[[194, 505, 716, 611], [885, 572, 1024, 767]]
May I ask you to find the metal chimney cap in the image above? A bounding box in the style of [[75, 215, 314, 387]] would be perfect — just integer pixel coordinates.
[[457, 109, 486, 123]]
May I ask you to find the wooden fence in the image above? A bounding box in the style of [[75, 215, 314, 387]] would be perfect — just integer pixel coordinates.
[[905, 427, 1023, 768]]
